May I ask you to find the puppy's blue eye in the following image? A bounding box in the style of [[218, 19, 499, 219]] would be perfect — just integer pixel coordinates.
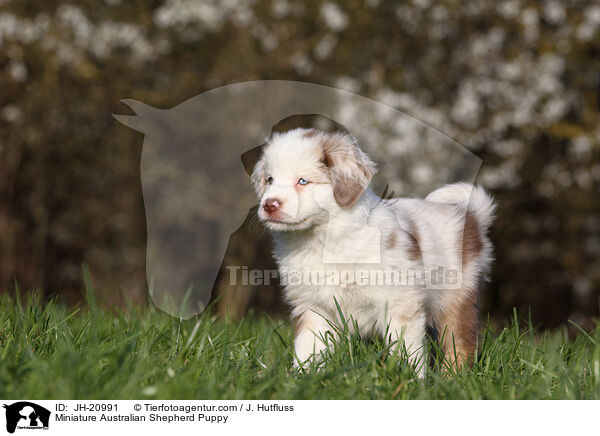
[[297, 178, 310, 185], [267, 176, 273, 184]]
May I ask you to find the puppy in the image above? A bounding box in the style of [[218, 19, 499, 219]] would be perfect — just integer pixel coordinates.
[[251, 128, 495, 374]]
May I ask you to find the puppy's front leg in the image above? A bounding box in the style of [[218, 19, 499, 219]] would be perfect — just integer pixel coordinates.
[[292, 310, 333, 369], [387, 309, 427, 377]]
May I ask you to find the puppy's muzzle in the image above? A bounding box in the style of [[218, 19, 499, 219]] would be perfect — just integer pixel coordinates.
[[263, 198, 282, 215]]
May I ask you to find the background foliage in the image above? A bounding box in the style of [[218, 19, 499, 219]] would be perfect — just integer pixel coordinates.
[[0, 0, 599, 328]]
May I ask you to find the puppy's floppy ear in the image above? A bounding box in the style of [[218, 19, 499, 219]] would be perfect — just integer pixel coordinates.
[[321, 132, 377, 208]]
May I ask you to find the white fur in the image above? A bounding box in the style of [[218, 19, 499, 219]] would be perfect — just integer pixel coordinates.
[[252, 128, 496, 376]]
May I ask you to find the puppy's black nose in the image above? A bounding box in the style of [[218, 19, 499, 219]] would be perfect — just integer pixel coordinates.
[[263, 198, 281, 214]]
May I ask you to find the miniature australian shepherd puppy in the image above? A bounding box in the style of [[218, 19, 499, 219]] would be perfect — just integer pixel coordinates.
[[251, 128, 495, 375]]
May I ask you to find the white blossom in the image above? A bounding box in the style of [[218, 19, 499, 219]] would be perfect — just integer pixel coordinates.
[[320, 2, 348, 32]]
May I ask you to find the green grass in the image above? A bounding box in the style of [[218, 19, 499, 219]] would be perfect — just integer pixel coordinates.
[[0, 292, 599, 400]]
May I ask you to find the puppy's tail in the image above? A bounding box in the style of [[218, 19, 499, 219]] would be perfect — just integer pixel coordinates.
[[425, 183, 496, 231]]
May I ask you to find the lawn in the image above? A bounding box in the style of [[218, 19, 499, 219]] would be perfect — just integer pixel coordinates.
[[0, 291, 598, 400]]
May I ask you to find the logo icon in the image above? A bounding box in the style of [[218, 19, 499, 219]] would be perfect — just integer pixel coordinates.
[[3, 402, 50, 433]]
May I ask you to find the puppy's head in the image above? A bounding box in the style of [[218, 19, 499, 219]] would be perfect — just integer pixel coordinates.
[[251, 128, 377, 231]]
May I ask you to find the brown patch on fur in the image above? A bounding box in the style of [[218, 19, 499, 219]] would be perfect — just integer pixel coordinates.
[[462, 211, 482, 266], [322, 152, 334, 169], [437, 289, 479, 369], [332, 181, 366, 208], [301, 128, 319, 139], [318, 132, 376, 208], [320, 134, 340, 170], [321, 138, 364, 208], [385, 232, 397, 250], [405, 218, 422, 262]]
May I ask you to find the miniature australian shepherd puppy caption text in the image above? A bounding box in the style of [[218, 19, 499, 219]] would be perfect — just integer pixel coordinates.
[[250, 128, 496, 376]]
